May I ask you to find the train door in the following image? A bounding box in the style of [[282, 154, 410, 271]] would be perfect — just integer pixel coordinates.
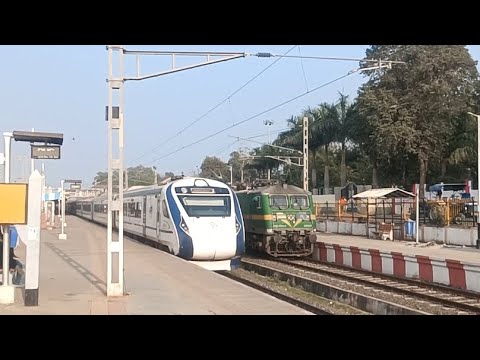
[[143, 195, 147, 238]]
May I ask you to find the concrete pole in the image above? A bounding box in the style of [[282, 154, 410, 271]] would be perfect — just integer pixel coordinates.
[[31, 128, 35, 175], [25, 170, 42, 306], [41, 163, 45, 214]]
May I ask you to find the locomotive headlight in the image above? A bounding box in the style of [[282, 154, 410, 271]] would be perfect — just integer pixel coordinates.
[[180, 217, 190, 235], [181, 187, 188, 194], [272, 214, 277, 222], [296, 212, 308, 221]]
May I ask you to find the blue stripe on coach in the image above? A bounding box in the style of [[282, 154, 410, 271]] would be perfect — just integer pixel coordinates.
[[232, 191, 245, 256], [166, 183, 194, 259]]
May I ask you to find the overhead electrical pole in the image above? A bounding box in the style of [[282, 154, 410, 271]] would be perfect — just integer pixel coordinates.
[[106, 46, 125, 297], [105, 46, 247, 297], [303, 116, 308, 192]]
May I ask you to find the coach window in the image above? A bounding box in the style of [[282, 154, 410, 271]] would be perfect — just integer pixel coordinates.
[[129, 203, 136, 217], [123, 203, 128, 216], [162, 200, 170, 218], [135, 202, 142, 218]]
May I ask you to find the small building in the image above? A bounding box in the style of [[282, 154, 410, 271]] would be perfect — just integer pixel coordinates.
[[352, 187, 416, 240]]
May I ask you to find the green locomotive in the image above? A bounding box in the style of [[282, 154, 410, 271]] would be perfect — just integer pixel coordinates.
[[236, 180, 317, 257]]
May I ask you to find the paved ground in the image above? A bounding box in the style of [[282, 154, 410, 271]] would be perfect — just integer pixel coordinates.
[[0, 216, 311, 315]]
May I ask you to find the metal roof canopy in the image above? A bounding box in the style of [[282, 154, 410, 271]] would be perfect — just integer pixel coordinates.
[[12, 131, 64, 145], [352, 188, 415, 199]]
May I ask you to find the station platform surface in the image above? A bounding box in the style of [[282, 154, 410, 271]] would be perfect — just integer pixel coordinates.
[[314, 232, 480, 293], [0, 216, 311, 315]]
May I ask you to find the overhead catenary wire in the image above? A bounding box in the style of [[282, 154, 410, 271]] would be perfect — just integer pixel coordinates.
[[146, 70, 357, 165], [255, 53, 406, 64], [127, 45, 299, 166], [298, 46, 309, 92], [213, 127, 291, 157]]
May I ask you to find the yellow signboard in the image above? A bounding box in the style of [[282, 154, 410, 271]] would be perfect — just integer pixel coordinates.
[[0, 183, 28, 225]]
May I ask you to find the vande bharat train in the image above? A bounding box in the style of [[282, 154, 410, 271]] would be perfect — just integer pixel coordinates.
[[67, 176, 245, 271]]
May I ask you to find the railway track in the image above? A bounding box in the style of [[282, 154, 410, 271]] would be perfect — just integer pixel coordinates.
[[241, 256, 480, 315], [219, 270, 334, 315]]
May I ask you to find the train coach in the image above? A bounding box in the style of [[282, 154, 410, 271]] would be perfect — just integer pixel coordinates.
[[67, 176, 245, 271], [236, 180, 317, 257]]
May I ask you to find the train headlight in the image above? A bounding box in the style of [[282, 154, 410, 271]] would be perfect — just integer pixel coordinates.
[[180, 217, 190, 235], [296, 212, 308, 221], [272, 214, 277, 222], [181, 187, 188, 194], [236, 218, 241, 234]]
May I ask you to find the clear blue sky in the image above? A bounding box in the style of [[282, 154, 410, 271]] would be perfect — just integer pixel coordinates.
[[1, 45, 479, 187]]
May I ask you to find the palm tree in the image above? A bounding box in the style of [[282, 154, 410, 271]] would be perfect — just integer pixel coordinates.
[[276, 108, 337, 192], [316, 92, 354, 187]]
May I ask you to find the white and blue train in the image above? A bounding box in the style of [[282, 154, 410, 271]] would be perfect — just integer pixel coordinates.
[[67, 176, 245, 271]]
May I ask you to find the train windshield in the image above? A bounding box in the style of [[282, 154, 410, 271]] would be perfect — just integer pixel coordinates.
[[178, 195, 231, 217], [269, 195, 288, 210], [290, 195, 309, 210]]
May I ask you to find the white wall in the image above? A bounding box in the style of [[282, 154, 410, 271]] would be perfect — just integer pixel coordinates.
[[317, 220, 477, 247]]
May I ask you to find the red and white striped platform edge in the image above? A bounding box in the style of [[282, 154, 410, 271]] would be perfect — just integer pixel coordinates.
[[313, 242, 480, 293]]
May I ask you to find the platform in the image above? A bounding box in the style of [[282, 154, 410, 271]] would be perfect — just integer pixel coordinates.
[[0, 216, 311, 315], [314, 232, 480, 293]]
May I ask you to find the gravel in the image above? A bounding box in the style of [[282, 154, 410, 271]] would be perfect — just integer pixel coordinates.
[[230, 268, 368, 315], [241, 258, 469, 315]]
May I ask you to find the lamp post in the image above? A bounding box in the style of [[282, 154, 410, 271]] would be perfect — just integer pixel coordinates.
[[467, 112, 480, 249], [264, 120, 274, 144], [228, 165, 233, 186]]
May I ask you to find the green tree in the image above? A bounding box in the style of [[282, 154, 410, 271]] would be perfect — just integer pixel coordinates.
[[93, 165, 173, 188], [199, 156, 229, 182], [357, 45, 479, 198]]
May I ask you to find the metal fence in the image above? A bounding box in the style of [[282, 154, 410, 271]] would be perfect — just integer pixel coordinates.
[[315, 197, 477, 229]]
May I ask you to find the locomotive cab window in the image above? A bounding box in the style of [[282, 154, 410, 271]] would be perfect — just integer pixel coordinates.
[[253, 196, 262, 210], [290, 195, 309, 210], [269, 195, 288, 209]]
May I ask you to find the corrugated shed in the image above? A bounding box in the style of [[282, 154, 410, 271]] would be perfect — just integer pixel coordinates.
[[352, 188, 415, 199]]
